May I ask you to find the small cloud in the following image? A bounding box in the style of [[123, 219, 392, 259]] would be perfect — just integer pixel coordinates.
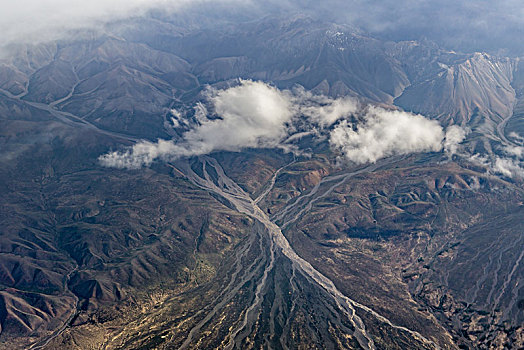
[[469, 176, 481, 190], [508, 132, 524, 145], [503, 145, 524, 158], [295, 87, 359, 127], [329, 106, 444, 164], [468, 152, 524, 179], [99, 139, 190, 169], [493, 157, 524, 178], [444, 125, 469, 156]]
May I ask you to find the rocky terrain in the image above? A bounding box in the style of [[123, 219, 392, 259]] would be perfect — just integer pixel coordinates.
[[0, 13, 522, 350]]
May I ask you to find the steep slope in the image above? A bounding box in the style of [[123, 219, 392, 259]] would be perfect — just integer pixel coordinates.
[[135, 16, 410, 103], [1, 38, 194, 140], [395, 53, 516, 128]]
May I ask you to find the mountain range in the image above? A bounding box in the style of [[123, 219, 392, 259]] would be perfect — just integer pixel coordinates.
[[0, 14, 522, 349]]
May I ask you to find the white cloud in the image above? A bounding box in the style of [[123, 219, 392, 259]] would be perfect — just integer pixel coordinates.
[[503, 145, 524, 158], [493, 157, 524, 178], [295, 88, 359, 127], [487, 144, 524, 178], [468, 152, 524, 179], [0, 1, 167, 49], [169, 108, 185, 128], [444, 125, 469, 156], [472, 144, 524, 179], [99, 139, 191, 169], [0, 0, 248, 52], [100, 81, 467, 169], [100, 80, 295, 168], [329, 107, 445, 164], [184, 80, 295, 152], [508, 132, 524, 145]]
